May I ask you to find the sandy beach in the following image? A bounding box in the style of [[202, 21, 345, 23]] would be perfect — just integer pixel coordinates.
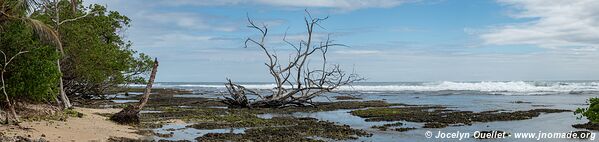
[[0, 108, 141, 141]]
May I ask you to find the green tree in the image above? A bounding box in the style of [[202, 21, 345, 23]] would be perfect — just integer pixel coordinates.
[[1, 22, 61, 102], [32, 1, 153, 99], [1, 0, 65, 123], [0, 0, 150, 123], [0, 0, 61, 45]]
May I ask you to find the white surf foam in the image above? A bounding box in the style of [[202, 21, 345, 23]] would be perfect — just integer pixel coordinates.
[[340, 81, 599, 92], [131, 81, 599, 93]]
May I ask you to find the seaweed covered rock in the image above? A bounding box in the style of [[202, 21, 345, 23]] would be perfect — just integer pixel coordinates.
[[371, 122, 404, 131], [194, 116, 371, 141], [0, 135, 47, 142], [351, 106, 570, 128], [572, 122, 599, 130]]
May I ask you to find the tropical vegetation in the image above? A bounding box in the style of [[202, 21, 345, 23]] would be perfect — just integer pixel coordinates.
[[0, 0, 152, 123]]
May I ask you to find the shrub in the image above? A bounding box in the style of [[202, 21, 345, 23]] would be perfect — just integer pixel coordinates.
[[32, 1, 153, 98], [575, 98, 599, 123], [0, 21, 60, 102]]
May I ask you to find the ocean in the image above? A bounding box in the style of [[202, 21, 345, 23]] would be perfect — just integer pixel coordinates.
[[144, 81, 599, 94]]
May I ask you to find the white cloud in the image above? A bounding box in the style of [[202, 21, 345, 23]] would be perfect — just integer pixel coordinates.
[[479, 0, 599, 50], [255, 0, 408, 10], [139, 12, 238, 32], [164, 0, 411, 10], [84, 1, 241, 32], [147, 34, 213, 47], [335, 50, 382, 55]]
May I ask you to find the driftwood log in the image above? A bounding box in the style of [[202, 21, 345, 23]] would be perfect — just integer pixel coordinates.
[[111, 58, 158, 124], [223, 11, 363, 108]]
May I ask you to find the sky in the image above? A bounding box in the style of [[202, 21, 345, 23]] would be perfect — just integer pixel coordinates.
[[84, 0, 599, 82]]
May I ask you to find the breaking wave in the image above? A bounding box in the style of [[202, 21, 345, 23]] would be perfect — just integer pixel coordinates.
[[130, 81, 599, 93]]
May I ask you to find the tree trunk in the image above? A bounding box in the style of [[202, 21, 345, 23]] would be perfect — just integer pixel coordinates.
[[1, 71, 19, 124], [136, 58, 159, 109], [7, 101, 17, 124], [50, 1, 72, 109], [57, 60, 72, 109], [111, 58, 158, 124]]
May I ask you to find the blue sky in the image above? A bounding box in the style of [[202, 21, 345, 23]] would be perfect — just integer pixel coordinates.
[[86, 0, 599, 82]]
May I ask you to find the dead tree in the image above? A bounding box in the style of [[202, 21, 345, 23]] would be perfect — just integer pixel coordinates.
[[223, 11, 363, 108], [0, 49, 28, 124], [111, 58, 158, 124]]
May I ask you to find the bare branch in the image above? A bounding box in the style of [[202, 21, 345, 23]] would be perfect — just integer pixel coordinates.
[[223, 11, 362, 108], [6, 51, 29, 66], [58, 11, 96, 25]]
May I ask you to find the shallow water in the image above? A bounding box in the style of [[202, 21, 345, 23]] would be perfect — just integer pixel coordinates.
[[280, 108, 590, 142], [147, 81, 598, 141], [153, 123, 245, 141], [349, 91, 589, 112]]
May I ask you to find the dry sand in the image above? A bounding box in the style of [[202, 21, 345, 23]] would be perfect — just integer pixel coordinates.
[[0, 107, 141, 141]]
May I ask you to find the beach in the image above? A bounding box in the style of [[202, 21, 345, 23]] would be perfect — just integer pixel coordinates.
[[0, 108, 140, 141]]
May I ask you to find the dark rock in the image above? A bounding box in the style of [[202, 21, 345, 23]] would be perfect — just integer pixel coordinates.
[[157, 139, 190, 142], [333, 95, 362, 100], [156, 132, 173, 138], [195, 117, 371, 141], [371, 122, 404, 131], [351, 106, 570, 128], [0, 136, 48, 142], [512, 101, 531, 104], [423, 122, 448, 128], [107, 137, 155, 142], [371, 125, 387, 131], [394, 127, 416, 132], [569, 91, 584, 95], [572, 122, 599, 130]]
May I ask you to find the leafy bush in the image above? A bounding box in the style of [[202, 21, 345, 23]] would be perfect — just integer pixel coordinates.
[[32, 1, 153, 98], [0, 0, 152, 102], [0, 21, 60, 102], [575, 97, 599, 123]]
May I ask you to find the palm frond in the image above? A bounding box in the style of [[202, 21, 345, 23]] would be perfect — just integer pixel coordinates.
[[16, 0, 32, 12], [23, 18, 63, 54], [4, 0, 34, 14]]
